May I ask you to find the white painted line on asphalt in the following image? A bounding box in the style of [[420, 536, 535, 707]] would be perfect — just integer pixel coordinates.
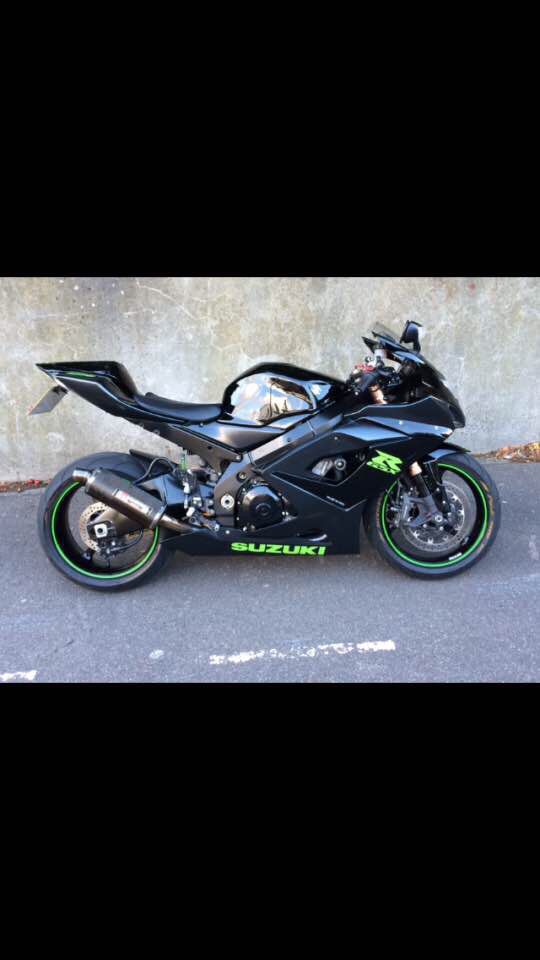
[[209, 640, 396, 666], [0, 670, 38, 683]]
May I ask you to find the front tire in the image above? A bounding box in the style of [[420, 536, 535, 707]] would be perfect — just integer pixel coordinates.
[[38, 454, 170, 591], [364, 453, 500, 578]]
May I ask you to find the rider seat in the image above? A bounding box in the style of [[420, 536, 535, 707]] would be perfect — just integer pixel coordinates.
[[135, 392, 222, 424]]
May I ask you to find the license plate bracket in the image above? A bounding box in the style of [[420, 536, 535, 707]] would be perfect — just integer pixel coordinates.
[[28, 384, 68, 416]]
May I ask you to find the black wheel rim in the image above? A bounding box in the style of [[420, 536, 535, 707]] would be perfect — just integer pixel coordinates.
[[380, 464, 490, 569], [50, 482, 159, 580]]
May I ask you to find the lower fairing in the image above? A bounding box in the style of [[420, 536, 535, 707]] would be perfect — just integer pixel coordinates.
[[160, 442, 470, 557], [160, 509, 366, 557]]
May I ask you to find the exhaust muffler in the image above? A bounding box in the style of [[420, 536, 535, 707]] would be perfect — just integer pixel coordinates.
[[72, 468, 192, 534]]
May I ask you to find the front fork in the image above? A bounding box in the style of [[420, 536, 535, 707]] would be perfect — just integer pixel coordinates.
[[399, 460, 455, 529]]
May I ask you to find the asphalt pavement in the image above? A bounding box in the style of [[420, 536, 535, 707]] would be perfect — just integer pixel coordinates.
[[0, 461, 538, 683]]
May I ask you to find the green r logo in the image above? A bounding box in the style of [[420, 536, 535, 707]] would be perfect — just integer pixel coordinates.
[[367, 451, 403, 475]]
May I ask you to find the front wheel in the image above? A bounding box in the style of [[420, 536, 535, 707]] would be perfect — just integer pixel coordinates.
[[364, 453, 500, 578]]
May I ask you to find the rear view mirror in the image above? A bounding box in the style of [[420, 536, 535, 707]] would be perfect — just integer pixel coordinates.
[[400, 321, 423, 353]]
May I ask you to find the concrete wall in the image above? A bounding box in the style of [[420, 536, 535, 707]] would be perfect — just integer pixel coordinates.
[[1, 277, 538, 480]]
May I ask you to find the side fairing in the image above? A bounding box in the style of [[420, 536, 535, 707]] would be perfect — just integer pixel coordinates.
[[208, 400, 460, 554], [256, 408, 452, 511]]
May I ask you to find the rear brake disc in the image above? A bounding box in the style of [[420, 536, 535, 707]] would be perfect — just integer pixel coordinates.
[[78, 501, 108, 551]]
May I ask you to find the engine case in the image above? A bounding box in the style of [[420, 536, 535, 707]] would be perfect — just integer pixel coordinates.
[[238, 483, 283, 529]]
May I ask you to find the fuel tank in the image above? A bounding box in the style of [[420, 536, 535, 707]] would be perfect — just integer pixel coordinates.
[[222, 363, 344, 426]]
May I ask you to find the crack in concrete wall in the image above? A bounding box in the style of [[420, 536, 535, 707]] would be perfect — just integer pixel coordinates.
[[1, 277, 538, 480]]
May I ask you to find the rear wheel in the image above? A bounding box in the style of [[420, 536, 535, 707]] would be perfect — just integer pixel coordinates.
[[38, 457, 170, 590], [365, 453, 500, 578]]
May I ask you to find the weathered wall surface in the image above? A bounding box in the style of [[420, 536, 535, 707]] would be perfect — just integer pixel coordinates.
[[1, 277, 538, 480]]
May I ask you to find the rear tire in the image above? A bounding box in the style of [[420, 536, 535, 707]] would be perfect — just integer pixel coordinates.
[[38, 454, 170, 591], [364, 453, 500, 578]]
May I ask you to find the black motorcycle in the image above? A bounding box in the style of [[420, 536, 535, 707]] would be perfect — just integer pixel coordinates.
[[31, 320, 500, 589]]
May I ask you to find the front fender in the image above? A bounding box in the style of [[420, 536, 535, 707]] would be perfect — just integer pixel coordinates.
[[424, 443, 470, 463]]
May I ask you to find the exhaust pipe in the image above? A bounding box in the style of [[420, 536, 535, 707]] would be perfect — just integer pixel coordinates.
[[72, 468, 192, 534]]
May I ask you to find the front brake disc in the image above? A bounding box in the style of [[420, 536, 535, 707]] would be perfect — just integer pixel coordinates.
[[399, 480, 474, 554]]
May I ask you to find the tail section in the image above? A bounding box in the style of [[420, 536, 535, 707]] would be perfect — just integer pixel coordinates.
[[31, 362, 138, 418], [36, 361, 138, 395]]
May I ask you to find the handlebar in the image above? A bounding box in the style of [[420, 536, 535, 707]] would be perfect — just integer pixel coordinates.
[[349, 366, 402, 396]]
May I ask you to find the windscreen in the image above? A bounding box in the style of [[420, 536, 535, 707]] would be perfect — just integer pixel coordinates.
[[371, 322, 403, 344], [371, 321, 443, 378]]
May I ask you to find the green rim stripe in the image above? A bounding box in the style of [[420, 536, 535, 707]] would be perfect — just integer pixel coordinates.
[[381, 463, 490, 569], [51, 482, 159, 580], [61, 371, 97, 380]]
